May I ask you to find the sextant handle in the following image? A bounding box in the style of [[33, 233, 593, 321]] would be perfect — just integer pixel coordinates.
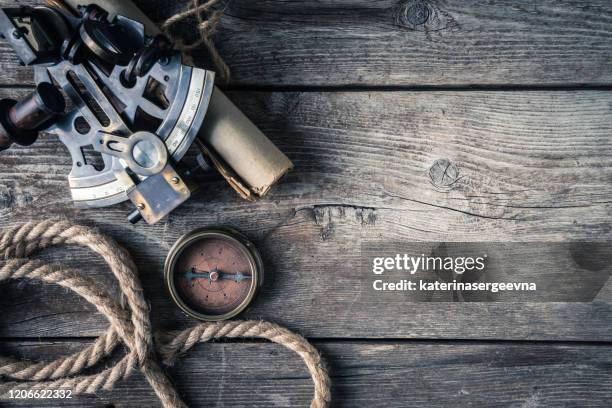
[[0, 83, 65, 152]]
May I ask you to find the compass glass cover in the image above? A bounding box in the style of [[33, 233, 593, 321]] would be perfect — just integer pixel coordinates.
[[170, 233, 258, 319]]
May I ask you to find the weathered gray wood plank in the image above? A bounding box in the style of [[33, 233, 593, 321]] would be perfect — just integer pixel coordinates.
[[1, 0, 612, 86], [0, 88, 611, 340], [1, 340, 611, 407]]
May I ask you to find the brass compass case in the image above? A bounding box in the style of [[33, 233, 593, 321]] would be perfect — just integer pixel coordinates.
[[165, 229, 264, 321]]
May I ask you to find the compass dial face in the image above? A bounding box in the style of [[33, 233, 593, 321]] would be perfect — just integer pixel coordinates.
[[166, 230, 262, 321]]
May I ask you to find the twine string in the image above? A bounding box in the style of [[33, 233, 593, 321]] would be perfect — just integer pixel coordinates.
[[161, 0, 231, 82], [0, 220, 331, 408]]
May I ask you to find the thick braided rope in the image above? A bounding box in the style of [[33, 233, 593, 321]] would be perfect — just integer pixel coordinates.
[[158, 321, 332, 407], [161, 0, 231, 82], [0, 220, 183, 407], [0, 220, 331, 408]]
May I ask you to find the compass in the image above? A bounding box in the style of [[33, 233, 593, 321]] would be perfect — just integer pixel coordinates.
[[165, 228, 263, 321]]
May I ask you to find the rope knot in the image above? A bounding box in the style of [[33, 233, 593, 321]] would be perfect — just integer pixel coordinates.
[[161, 0, 231, 82]]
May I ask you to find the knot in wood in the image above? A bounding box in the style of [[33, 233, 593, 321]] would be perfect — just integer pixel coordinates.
[[429, 159, 459, 188], [395, 0, 431, 30], [407, 2, 430, 26]]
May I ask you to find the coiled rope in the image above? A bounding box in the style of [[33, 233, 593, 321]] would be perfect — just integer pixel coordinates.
[[0, 220, 331, 407]]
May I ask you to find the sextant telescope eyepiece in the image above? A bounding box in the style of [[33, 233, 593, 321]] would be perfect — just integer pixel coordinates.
[[0, 82, 65, 151]]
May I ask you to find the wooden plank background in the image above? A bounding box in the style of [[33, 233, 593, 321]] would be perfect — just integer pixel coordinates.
[[2, 0, 612, 86], [0, 0, 611, 406], [2, 89, 612, 341], [2, 340, 611, 407]]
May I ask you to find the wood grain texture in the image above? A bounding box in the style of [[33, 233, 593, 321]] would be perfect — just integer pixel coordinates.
[[0, 1, 610, 405], [2, 0, 612, 86], [1, 339, 611, 407], [0, 87, 610, 340]]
